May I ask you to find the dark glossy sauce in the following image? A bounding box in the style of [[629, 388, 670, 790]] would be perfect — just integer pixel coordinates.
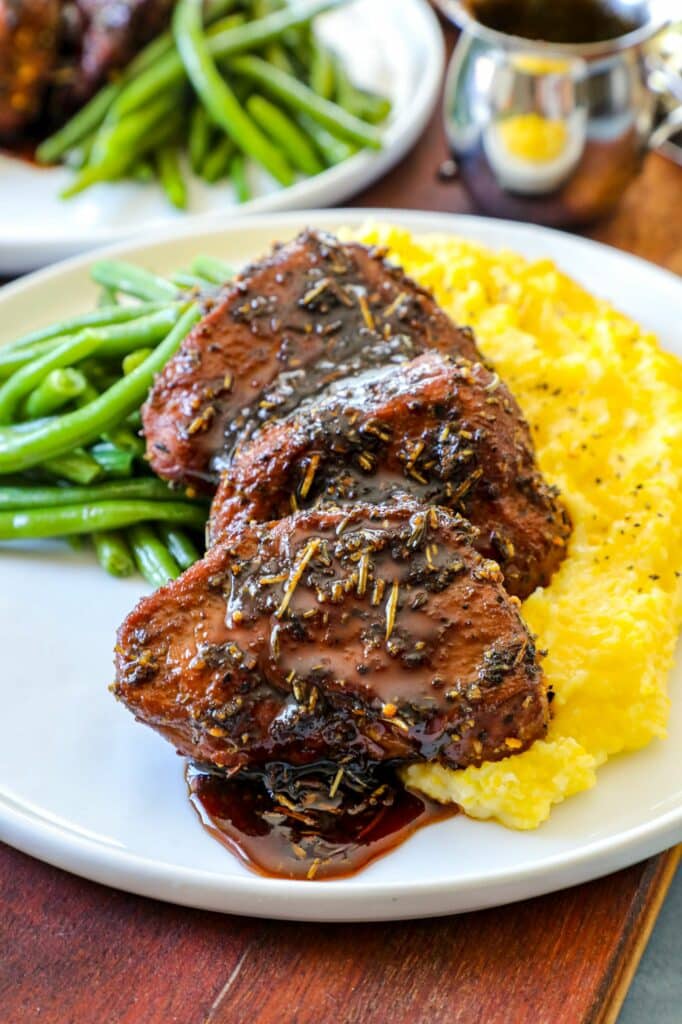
[[468, 0, 640, 44], [187, 762, 457, 880]]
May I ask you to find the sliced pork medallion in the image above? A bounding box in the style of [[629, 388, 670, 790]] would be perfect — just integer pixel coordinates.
[[142, 229, 482, 487], [64, 0, 175, 107], [210, 352, 571, 599], [0, 0, 60, 139], [114, 503, 548, 777]]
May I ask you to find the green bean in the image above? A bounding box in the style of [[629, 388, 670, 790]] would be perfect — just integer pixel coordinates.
[[115, 0, 344, 118], [1, 302, 168, 356], [353, 91, 392, 125], [97, 285, 119, 307], [62, 95, 184, 198], [0, 308, 182, 381], [36, 82, 120, 164], [230, 153, 251, 203], [90, 308, 183, 354], [90, 441, 136, 478], [79, 360, 119, 393], [90, 262, 177, 302], [74, 383, 100, 409], [189, 103, 212, 173], [0, 304, 200, 474], [122, 348, 154, 375], [23, 369, 88, 421], [0, 340, 65, 380], [106, 8, 245, 124], [101, 424, 144, 457], [0, 478, 196, 510], [135, 107, 187, 158], [42, 449, 103, 485], [38, 33, 182, 164], [63, 137, 96, 171], [190, 255, 234, 284], [158, 524, 201, 570], [36, 1, 238, 164], [205, 0, 242, 24], [332, 56, 391, 123], [246, 95, 323, 175], [170, 271, 210, 290], [206, 12, 247, 42], [119, 24, 178, 75], [174, 0, 294, 187], [206, 0, 242, 21], [0, 331, 101, 426], [128, 523, 182, 587], [93, 530, 136, 578], [110, 11, 245, 125], [94, 89, 182, 167], [309, 41, 335, 99], [283, 30, 312, 69], [131, 159, 155, 183], [41, 24, 216, 165], [208, 0, 340, 57], [0, 341, 60, 380], [252, 0, 282, 17], [229, 55, 381, 149], [331, 55, 363, 116], [264, 41, 296, 75], [157, 145, 188, 209], [298, 112, 356, 164], [0, 416, 53, 438], [0, 500, 206, 541], [200, 136, 235, 183]]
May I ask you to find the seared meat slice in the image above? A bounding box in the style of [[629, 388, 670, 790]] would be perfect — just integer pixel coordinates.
[[114, 503, 548, 775], [63, 0, 174, 106], [209, 352, 571, 599], [142, 229, 482, 488], [0, 0, 60, 140]]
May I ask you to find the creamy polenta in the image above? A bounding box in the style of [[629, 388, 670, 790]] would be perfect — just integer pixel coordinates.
[[346, 224, 682, 829]]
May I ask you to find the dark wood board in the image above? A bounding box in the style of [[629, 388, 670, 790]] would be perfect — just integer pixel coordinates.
[[0, 844, 679, 1024], [1, 13, 681, 1024]]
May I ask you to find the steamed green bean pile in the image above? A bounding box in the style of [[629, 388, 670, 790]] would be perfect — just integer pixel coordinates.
[[0, 256, 237, 587], [36, 0, 390, 209]]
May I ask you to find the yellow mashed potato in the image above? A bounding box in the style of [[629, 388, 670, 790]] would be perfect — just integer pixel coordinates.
[[346, 224, 682, 829]]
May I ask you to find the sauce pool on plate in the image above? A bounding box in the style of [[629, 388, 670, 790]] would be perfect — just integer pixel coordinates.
[[187, 763, 458, 881]]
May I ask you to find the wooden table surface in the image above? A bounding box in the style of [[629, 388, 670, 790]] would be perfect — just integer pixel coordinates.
[[1, 16, 681, 1024]]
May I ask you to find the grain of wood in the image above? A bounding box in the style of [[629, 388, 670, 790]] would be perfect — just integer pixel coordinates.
[[0, 843, 678, 1024], [593, 848, 681, 1024]]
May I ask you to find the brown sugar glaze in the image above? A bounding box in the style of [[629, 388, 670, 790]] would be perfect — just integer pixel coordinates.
[[187, 762, 458, 881]]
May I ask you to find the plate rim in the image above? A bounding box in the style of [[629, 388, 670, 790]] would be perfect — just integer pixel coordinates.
[[0, 0, 444, 272], [1, 208, 681, 920], [4, 207, 682, 315]]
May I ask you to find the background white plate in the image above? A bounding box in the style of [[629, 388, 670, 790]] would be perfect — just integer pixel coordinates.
[[0, 210, 680, 922], [0, 0, 443, 274]]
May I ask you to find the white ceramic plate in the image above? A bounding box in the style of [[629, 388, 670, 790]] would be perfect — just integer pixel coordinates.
[[0, 0, 443, 274], [1, 210, 680, 922]]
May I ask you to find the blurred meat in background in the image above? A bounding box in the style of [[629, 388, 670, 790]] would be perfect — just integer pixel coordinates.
[[0, 0, 60, 138], [0, 0, 174, 141]]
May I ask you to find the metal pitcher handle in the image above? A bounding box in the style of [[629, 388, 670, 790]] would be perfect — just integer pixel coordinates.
[[647, 42, 682, 164]]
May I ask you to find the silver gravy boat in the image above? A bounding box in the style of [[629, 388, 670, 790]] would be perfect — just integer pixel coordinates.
[[440, 0, 676, 226]]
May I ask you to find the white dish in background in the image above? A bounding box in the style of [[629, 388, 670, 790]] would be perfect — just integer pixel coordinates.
[[0, 210, 680, 922], [0, 0, 443, 274]]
